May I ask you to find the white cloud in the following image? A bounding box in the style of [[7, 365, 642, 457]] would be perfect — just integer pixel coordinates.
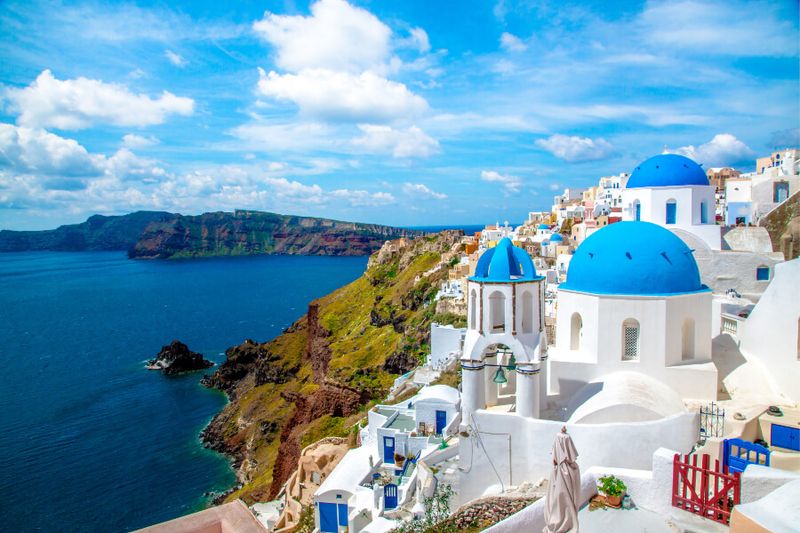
[[404, 27, 431, 54], [0, 123, 166, 190], [535, 134, 615, 162], [352, 125, 439, 158], [673, 133, 754, 166], [256, 68, 427, 122], [500, 32, 527, 52], [5, 70, 194, 129], [164, 50, 188, 67], [253, 0, 392, 73], [402, 182, 447, 200], [0, 123, 102, 178], [639, 0, 796, 57], [480, 170, 522, 194], [228, 121, 337, 152], [264, 177, 325, 203], [122, 133, 159, 149], [331, 188, 396, 206]]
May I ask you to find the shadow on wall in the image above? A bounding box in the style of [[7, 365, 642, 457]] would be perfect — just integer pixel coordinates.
[[711, 334, 747, 388]]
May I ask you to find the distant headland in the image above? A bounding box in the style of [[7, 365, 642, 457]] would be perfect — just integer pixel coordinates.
[[0, 209, 424, 259]]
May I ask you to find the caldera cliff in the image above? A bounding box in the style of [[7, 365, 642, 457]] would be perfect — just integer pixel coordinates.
[[200, 231, 465, 503]]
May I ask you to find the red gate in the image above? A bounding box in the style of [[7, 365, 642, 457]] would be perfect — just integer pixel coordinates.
[[672, 453, 741, 525]]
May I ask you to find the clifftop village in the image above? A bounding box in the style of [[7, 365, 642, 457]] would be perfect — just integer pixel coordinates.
[[138, 149, 800, 533]]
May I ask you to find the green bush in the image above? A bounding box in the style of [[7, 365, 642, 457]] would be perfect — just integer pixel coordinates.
[[598, 475, 626, 497]]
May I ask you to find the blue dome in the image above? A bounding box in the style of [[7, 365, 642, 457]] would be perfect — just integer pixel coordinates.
[[560, 221, 707, 296], [538, 223, 550, 230], [470, 238, 542, 283], [550, 233, 564, 242], [627, 154, 709, 188]]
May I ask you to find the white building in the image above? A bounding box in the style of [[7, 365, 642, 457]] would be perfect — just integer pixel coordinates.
[[426, 323, 465, 371], [549, 221, 718, 402], [435, 279, 463, 301], [314, 385, 460, 533], [622, 153, 721, 250], [462, 237, 547, 422], [541, 233, 564, 258], [457, 222, 706, 504], [724, 149, 799, 225]]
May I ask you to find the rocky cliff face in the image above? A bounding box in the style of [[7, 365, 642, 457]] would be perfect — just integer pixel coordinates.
[[128, 210, 424, 259], [199, 231, 464, 503], [0, 211, 172, 252], [0, 209, 423, 259]]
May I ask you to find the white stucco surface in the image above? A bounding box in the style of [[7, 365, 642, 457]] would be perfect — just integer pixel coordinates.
[[428, 324, 464, 370], [736, 259, 800, 403], [549, 289, 717, 402], [622, 184, 721, 250], [733, 479, 800, 533], [566, 372, 686, 424], [458, 411, 698, 504]]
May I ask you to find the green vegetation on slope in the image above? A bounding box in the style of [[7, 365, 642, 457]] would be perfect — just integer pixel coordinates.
[[201, 231, 465, 504]]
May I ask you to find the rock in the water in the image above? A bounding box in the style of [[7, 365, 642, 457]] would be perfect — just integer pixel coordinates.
[[147, 340, 213, 375]]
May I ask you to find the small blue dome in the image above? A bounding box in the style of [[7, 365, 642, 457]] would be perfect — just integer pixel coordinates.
[[627, 154, 709, 188], [550, 233, 564, 242], [470, 238, 541, 283], [560, 221, 707, 296], [538, 223, 550, 230]]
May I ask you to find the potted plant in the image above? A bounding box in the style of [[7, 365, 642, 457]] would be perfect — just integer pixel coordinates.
[[598, 475, 626, 507], [394, 452, 405, 467]]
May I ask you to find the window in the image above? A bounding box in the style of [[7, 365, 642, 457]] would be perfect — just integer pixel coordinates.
[[570, 313, 582, 350], [521, 291, 533, 333], [666, 199, 677, 224], [622, 319, 640, 361], [682, 319, 695, 361], [700, 201, 708, 224], [774, 182, 789, 203], [489, 291, 506, 333], [756, 266, 770, 281], [470, 290, 478, 329], [633, 200, 641, 221]]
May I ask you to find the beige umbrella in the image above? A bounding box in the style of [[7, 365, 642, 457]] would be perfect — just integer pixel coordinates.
[[543, 427, 580, 533]]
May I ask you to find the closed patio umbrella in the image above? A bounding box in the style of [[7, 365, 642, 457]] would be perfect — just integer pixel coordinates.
[[543, 427, 580, 533]]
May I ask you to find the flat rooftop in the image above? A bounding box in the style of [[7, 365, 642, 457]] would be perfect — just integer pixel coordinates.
[[386, 413, 416, 432]]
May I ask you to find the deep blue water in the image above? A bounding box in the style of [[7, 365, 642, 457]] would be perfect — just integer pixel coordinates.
[[0, 252, 367, 532]]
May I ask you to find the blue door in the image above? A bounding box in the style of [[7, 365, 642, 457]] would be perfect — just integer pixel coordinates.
[[666, 201, 676, 224], [384, 483, 398, 509], [383, 436, 395, 464], [772, 424, 800, 451], [319, 502, 338, 532], [635, 202, 641, 221], [435, 410, 447, 435], [723, 438, 770, 473], [337, 503, 348, 528]]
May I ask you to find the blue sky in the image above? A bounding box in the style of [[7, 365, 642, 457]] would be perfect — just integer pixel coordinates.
[[0, 0, 797, 230]]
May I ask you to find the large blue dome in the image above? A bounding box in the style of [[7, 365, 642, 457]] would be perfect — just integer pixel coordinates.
[[627, 154, 709, 188], [560, 221, 707, 296], [549, 233, 564, 242], [470, 238, 541, 283]]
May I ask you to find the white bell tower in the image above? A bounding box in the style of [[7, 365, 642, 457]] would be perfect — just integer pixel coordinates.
[[461, 238, 546, 424]]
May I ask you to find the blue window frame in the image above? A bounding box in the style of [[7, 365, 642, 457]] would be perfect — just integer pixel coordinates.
[[756, 266, 770, 281], [666, 200, 677, 224], [634, 202, 641, 221]]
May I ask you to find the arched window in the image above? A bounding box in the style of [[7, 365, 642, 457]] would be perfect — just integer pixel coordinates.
[[469, 289, 478, 329], [489, 291, 506, 333], [521, 291, 533, 333], [633, 200, 641, 221], [682, 318, 695, 360], [622, 319, 640, 361], [666, 199, 677, 224], [700, 200, 708, 224], [570, 313, 582, 351]]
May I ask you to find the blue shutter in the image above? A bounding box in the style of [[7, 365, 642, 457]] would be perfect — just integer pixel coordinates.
[[319, 502, 338, 532], [666, 202, 676, 224], [337, 503, 348, 527]]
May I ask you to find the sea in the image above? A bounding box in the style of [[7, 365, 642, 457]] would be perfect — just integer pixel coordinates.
[[0, 223, 483, 532], [0, 251, 368, 532]]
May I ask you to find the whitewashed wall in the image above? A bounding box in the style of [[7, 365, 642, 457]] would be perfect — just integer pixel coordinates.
[[458, 411, 698, 504]]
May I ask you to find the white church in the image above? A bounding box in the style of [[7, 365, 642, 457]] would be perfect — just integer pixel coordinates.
[[456, 154, 799, 505]]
